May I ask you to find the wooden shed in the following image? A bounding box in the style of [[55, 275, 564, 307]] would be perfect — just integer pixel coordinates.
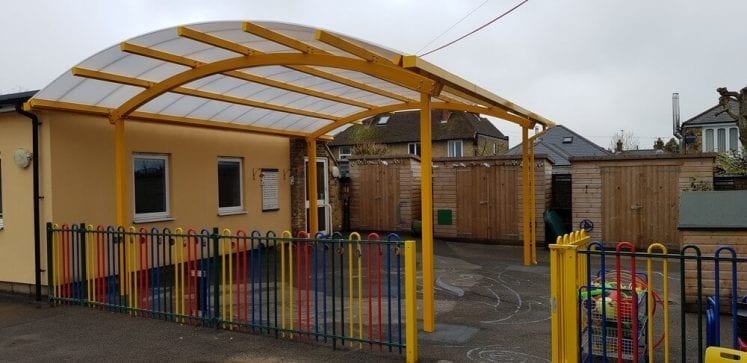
[[348, 155, 421, 233], [431, 155, 552, 244], [680, 191, 747, 310], [570, 154, 715, 249]]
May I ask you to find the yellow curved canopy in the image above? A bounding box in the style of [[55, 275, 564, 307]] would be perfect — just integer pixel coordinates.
[[27, 20, 555, 137]]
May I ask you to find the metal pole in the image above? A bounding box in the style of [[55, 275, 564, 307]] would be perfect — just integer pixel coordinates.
[[307, 138, 319, 235]]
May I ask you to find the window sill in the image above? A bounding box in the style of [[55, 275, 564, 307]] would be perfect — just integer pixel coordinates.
[[133, 215, 174, 224], [218, 210, 247, 217]]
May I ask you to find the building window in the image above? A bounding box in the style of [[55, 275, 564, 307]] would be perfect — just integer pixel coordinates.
[[717, 128, 726, 152], [562, 136, 573, 144], [704, 129, 714, 152], [492, 143, 497, 155], [703, 126, 739, 153], [447, 140, 463, 157], [339, 146, 352, 160], [0, 160, 3, 229], [376, 115, 391, 125], [408, 142, 420, 156], [133, 154, 170, 221], [729, 128, 739, 152], [218, 157, 244, 215]]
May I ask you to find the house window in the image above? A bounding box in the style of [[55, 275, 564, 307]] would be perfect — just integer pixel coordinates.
[[717, 128, 726, 152], [492, 143, 497, 155], [0, 160, 3, 229], [704, 129, 714, 152], [133, 154, 170, 221], [730, 128, 739, 152], [408, 142, 420, 156], [218, 157, 244, 215], [376, 115, 391, 125], [702, 126, 740, 153], [562, 136, 573, 144], [447, 140, 463, 157], [339, 146, 352, 160]]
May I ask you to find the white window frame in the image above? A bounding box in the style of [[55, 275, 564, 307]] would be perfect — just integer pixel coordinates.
[[132, 154, 171, 223], [408, 142, 420, 156], [338, 146, 352, 160], [217, 157, 245, 216], [447, 140, 463, 157], [702, 125, 740, 153]]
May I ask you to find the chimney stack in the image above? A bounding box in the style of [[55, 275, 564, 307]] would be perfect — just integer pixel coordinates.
[[616, 139, 623, 153]]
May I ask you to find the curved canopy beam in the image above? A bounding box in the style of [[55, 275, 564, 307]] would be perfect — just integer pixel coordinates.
[[111, 53, 437, 121]]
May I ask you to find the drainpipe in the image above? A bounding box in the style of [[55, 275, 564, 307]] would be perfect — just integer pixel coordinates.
[[14, 104, 42, 301]]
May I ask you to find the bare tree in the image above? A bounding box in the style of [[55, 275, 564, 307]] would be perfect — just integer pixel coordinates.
[[609, 129, 640, 151], [716, 86, 747, 150]]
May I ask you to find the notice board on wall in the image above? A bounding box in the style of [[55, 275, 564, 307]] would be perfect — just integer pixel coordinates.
[[261, 168, 279, 212]]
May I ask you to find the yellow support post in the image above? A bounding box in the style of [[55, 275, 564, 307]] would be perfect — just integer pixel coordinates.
[[529, 138, 537, 264], [404, 240, 418, 363], [307, 138, 319, 236], [114, 118, 128, 226], [521, 126, 531, 266], [419, 91, 435, 332]]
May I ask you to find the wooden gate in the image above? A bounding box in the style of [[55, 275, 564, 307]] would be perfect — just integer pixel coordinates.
[[357, 163, 400, 231], [601, 165, 679, 248], [455, 165, 518, 240]]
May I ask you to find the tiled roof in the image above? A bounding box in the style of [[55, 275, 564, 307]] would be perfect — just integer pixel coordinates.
[[682, 100, 739, 127], [328, 110, 507, 146], [505, 125, 610, 166]]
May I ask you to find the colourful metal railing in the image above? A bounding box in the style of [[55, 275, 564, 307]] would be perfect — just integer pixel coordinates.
[[551, 230, 747, 363], [47, 223, 418, 362]]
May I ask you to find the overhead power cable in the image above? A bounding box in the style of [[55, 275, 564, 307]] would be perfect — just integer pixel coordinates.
[[419, 0, 530, 57], [416, 0, 490, 55]]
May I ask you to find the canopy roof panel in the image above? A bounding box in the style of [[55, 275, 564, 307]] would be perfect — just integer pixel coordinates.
[[28, 20, 555, 138]]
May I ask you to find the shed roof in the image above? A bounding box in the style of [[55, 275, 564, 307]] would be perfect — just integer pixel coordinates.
[[26, 21, 555, 139]]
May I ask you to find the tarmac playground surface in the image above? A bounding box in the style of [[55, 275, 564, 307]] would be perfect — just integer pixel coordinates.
[[0, 239, 697, 362]]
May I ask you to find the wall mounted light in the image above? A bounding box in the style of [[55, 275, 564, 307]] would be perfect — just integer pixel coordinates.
[[14, 148, 33, 168]]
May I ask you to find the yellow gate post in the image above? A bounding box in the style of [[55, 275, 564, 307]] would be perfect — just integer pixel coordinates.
[[549, 230, 589, 362]]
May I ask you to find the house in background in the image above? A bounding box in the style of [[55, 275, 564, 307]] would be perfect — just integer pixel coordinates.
[[681, 100, 741, 154], [328, 110, 509, 176], [506, 125, 609, 174], [506, 125, 610, 234]]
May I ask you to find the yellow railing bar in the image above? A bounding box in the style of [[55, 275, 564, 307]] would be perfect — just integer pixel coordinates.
[[348, 232, 362, 347], [647, 243, 669, 363]]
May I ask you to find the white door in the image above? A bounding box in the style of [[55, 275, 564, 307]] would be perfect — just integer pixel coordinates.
[[304, 157, 331, 235]]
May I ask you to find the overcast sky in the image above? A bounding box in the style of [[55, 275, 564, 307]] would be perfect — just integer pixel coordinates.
[[2, 0, 746, 148]]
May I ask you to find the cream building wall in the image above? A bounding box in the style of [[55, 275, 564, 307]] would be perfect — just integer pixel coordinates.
[[0, 111, 43, 285], [0, 110, 293, 288], [45, 111, 292, 232]]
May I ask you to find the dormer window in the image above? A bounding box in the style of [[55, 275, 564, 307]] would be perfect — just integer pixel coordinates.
[[376, 115, 390, 125], [562, 136, 573, 144]]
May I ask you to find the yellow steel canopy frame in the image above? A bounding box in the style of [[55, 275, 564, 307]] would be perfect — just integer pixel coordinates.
[[25, 21, 556, 335]]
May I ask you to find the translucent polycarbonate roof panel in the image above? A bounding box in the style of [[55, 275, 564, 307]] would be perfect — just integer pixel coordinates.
[[29, 20, 555, 139]]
